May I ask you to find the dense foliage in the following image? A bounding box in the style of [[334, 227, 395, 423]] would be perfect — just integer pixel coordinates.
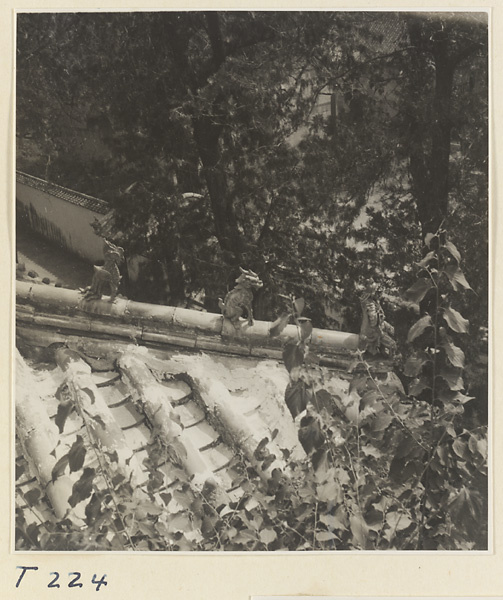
[[17, 12, 487, 326]]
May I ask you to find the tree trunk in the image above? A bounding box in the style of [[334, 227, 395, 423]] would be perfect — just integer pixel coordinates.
[[406, 17, 480, 237], [164, 256, 186, 305], [163, 11, 247, 265], [426, 31, 455, 235], [162, 232, 186, 305], [192, 112, 246, 264], [406, 18, 455, 237]]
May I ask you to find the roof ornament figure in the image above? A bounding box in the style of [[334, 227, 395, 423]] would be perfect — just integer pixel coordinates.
[[218, 267, 263, 329], [358, 279, 396, 356], [82, 239, 125, 302]]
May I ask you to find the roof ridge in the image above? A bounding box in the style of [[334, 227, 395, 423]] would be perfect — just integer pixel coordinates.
[[17, 281, 376, 368]]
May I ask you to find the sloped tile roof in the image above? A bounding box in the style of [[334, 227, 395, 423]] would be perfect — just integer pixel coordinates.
[[15, 281, 393, 551], [16, 337, 317, 549]]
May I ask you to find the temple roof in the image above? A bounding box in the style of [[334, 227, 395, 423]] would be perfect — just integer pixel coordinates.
[[15, 281, 394, 551]]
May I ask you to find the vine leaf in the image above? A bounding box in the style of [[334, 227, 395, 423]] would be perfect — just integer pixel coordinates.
[[55, 400, 75, 434], [15, 462, 25, 481], [348, 374, 368, 395], [254, 437, 269, 459], [298, 415, 324, 454], [313, 449, 330, 476], [293, 298, 305, 317], [452, 439, 468, 459], [316, 530, 338, 542], [138, 501, 163, 516], [403, 353, 429, 377], [269, 312, 290, 337], [298, 318, 313, 341], [89, 413, 107, 430], [385, 511, 413, 532], [404, 278, 434, 304], [425, 233, 437, 247], [285, 380, 309, 419], [68, 435, 87, 473], [443, 265, 472, 291], [317, 480, 341, 503], [51, 454, 69, 482], [262, 454, 277, 471], [476, 438, 488, 460], [394, 434, 418, 459], [319, 513, 346, 531], [313, 388, 338, 415], [441, 340, 465, 368], [362, 445, 381, 459], [24, 488, 41, 506], [85, 493, 102, 525], [147, 469, 164, 493], [112, 473, 126, 488], [259, 528, 277, 545], [349, 513, 369, 548], [54, 382, 69, 402], [81, 387, 96, 404], [417, 251, 436, 268], [443, 307, 469, 333], [443, 240, 461, 263], [161, 492, 173, 507], [409, 376, 431, 396], [282, 340, 304, 372], [360, 389, 380, 409], [345, 395, 360, 424], [448, 486, 483, 540], [370, 412, 393, 432], [453, 392, 475, 404], [407, 315, 433, 342], [347, 358, 365, 373], [68, 467, 96, 507], [439, 368, 464, 391]]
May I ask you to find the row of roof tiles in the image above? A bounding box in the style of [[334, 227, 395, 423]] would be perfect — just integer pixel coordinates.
[[17, 329, 354, 549], [16, 171, 110, 215]]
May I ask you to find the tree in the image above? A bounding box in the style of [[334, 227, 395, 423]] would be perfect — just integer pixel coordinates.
[[290, 12, 487, 332], [16, 11, 488, 331]]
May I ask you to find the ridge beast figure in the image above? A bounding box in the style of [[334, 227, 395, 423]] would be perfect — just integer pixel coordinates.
[[82, 239, 124, 302], [218, 267, 263, 328], [358, 279, 396, 356]]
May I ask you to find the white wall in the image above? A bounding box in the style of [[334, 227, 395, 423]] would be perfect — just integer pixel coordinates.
[[16, 182, 105, 263]]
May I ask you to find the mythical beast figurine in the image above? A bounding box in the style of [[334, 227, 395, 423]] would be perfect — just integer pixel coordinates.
[[358, 279, 396, 356], [83, 239, 124, 302], [219, 267, 263, 328]]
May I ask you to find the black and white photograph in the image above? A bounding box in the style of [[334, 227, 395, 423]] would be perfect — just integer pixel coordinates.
[[14, 10, 489, 553]]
